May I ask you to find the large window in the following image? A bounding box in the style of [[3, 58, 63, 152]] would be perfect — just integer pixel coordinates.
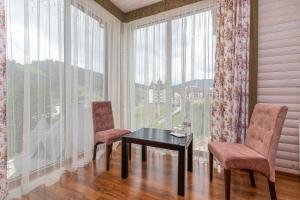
[[6, 0, 105, 180], [133, 9, 215, 153], [70, 4, 105, 155], [134, 22, 167, 129], [71, 5, 105, 101]]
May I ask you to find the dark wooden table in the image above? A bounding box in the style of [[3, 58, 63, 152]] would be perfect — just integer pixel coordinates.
[[121, 128, 193, 196]]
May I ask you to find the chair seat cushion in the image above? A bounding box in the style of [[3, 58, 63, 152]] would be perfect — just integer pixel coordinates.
[[208, 142, 270, 177], [95, 129, 130, 144]]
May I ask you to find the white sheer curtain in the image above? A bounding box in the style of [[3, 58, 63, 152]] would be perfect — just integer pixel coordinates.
[[107, 18, 122, 128], [6, 0, 66, 195], [123, 0, 215, 159], [6, 0, 120, 197], [66, 0, 105, 169]]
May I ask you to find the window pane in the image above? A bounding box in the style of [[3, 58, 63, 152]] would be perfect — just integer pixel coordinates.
[[71, 4, 105, 155], [6, 0, 65, 179], [171, 11, 215, 152], [132, 9, 215, 153], [6, 0, 106, 180], [134, 22, 167, 129]]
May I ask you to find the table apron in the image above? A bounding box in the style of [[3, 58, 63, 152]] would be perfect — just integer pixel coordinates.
[[124, 138, 192, 151]]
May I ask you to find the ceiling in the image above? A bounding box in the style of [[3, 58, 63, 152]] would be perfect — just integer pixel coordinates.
[[110, 0, 163, 13]]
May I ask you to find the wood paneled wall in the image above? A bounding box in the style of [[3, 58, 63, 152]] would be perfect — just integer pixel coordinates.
[[123, 0, 204, 22], [94, 0, 124, 21], [95, 0, 204, 22], [249, 0, 258, 119]]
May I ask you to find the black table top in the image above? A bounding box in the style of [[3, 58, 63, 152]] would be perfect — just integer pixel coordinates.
[[123, 128, 193, 147]]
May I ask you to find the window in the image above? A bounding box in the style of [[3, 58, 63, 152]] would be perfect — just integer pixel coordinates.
[[132, 9, 215, 153], [70, 4, 105, 155], [6, 0, 105, 180], [134, 22, 167, 129], [71, 4, 105, 101]]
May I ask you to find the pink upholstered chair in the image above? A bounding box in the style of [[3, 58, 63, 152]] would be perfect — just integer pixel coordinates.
[[92, 101, 130, 170], [208, 103, 288, 200]]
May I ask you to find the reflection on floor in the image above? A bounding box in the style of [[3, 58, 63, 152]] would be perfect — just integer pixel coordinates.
[[18, 147, 300, 200]]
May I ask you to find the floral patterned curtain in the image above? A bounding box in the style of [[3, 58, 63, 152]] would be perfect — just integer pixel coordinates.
[[211, 0, 250, 143], [0, 0, 6, 199]]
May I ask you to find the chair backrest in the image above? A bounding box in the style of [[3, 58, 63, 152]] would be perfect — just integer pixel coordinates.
[[92, 101, 114, 133], [245, 103, 288, 163]]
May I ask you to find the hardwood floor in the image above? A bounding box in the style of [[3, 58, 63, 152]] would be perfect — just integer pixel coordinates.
[[18, 147, 300, 200]]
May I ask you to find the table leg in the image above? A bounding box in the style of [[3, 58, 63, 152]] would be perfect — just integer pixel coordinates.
[[178, 148, 185, 196], [188, 140, 193, 172], [142, 145, 147, 162], [128, 143, 131, 160], [122, 138, 128, 179]]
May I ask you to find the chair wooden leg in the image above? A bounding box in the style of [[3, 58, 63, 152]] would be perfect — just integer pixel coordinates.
[[93, 144, 98, 160], [209, 152, 213, 181], [268, 180, 277, 200], [106, 144, 111, 171], [110, 143, 113, 155], [248, 171, 256, 187], [224, 169, 231, 200]]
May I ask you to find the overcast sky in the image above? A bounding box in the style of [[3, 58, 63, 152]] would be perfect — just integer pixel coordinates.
[[134, 10, 215, 85], [6, 0, 104, 73], [6, 0, 213, 82]]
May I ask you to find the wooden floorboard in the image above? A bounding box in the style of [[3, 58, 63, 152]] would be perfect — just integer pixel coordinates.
[[17, 147, 300, 200]]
